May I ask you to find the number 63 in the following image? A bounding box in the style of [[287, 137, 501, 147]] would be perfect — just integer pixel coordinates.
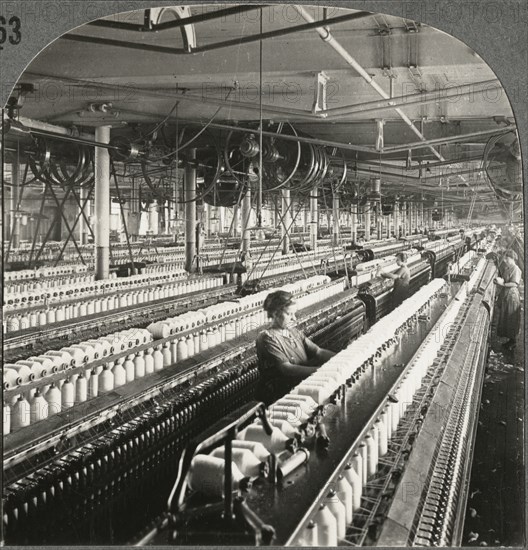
[[0, 15, 22, 48]]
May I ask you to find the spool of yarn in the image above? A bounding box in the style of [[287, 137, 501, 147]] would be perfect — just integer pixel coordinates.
[[337, 475, 353, 525], [210, 447, 267, 478], [3, 405, 11, 435], [314, 503, 337, 547], [231, 440, 270, 462], [61, 347, 87, 367], [300, 521, 318, 546], [187, 455, 250, 497], [30, 389, 49, 423], [4, 364, 35, 384], [344, 462, 362, 510], [45, 383, 62, 415], [3, 368, 22, 389], [61, 378, 75, 409], [31, 356, 57, 373], [12, 395, 31, 429], [44, 351, 73, 369], [276, 448, 310, 480], [238, 424, 293, 454], [326, 489, 346, 540]]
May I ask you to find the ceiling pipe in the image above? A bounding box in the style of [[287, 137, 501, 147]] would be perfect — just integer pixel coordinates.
[[320, 79, 502, 118], [88, 5, 262, 32], [25, 72, 319, 122], [15, 115, 95, 140], [63, 10, 372, 56], [292, 5, 445, 162], [380, 127, 513, 154], [356, 155, 484, 171]]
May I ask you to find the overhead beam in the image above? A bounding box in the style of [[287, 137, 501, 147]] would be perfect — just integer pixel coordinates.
[[293, 5, 445, 162], [89, 5, 262, 32], [63, 10, 372, 56], [381, 127, 513, 154], [320, 79, 502, 118]]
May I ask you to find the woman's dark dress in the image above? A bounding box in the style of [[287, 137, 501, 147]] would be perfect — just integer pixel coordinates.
[[497, 262, 522, 340]]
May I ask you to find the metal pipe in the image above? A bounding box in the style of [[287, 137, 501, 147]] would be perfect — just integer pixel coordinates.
[[293, 5, 445, 162], [95, 126, 111, 280], [25, 72, 317, 122], [364, 205, 371, 242], [380, 127, 513, 154], [16, 116, 95, 140], [185, 148, 197, 272], [177, 119, 374, 154], [332, 193, 340, 246], [89, 5, 261, 32], [394, 201, 400, 238], [193, 11, 372, 54], [309, 188, 318, 250], [148, 200, 159, 235], [282, 187, 291, 255], [241, 188, 252, 253], [11, 156, 21, 249], [67, 11, 372, 56], [320, 80, 501, 118], [350, 203, 357, 243]]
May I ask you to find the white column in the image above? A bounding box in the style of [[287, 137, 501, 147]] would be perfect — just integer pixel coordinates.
[[241, 188, 252, 253], [310, 185, 318, 251], [148, 200, 159, 234], [185, 149, 197, 272], [95, 126, 110, 280], [364, 206, 371, 241], [332, 193, 340, 246], [282, 186, 291, 254]]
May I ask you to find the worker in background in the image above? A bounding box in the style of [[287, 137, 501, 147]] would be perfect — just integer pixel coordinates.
[[377, 252, 411, 309], [256, 290, 336, 404], [494, 249, 522, 351]]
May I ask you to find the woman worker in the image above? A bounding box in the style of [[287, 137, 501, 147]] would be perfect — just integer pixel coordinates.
[[377, 252, 411, 309], [495, 249, 522, 350], [256, 290, 336, 404]]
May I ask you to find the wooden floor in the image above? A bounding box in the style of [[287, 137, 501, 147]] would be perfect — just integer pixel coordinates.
[[463, 298, 525, 546]]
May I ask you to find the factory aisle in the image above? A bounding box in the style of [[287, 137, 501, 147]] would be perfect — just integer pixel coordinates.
[[464, 297, 525, 546]]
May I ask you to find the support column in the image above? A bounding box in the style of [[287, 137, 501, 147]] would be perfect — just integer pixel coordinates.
[[376, 206, 383, 240], [282, 186, 291, 255], [401, 201, 407, 237], [148, 200, 159, 234], [202, 203, 210, 237], [11, 160, 21, 249], [219, 206, 225, 234], [350, 204, 357, 244], [310, 185, 318, 251], [232, 205, 240, 237], [164, 201, 170, 234], [78, 185, 85, 244], [394, 201, 400, 238], [364, 206, 371, 242], [241, 188, 251, 253], [95, 126, 110, 280], [185, 149, 197, 272], [332, 193, 340, 246]]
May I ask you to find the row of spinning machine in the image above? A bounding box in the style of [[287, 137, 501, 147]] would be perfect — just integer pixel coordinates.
[[1, 226, 488, 545], [147, 238, 498, 546]]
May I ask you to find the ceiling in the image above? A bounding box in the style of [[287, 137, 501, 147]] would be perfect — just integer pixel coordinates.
[[3, 3, 521, 219]]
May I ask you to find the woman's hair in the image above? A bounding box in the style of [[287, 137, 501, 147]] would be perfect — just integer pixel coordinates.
[[504, 249, 518, 261], [263, 290, 294, 318], [396, 252, 407, 263]]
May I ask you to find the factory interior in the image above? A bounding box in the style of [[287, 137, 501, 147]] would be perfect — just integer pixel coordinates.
[[1, 3, 525, 547]]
